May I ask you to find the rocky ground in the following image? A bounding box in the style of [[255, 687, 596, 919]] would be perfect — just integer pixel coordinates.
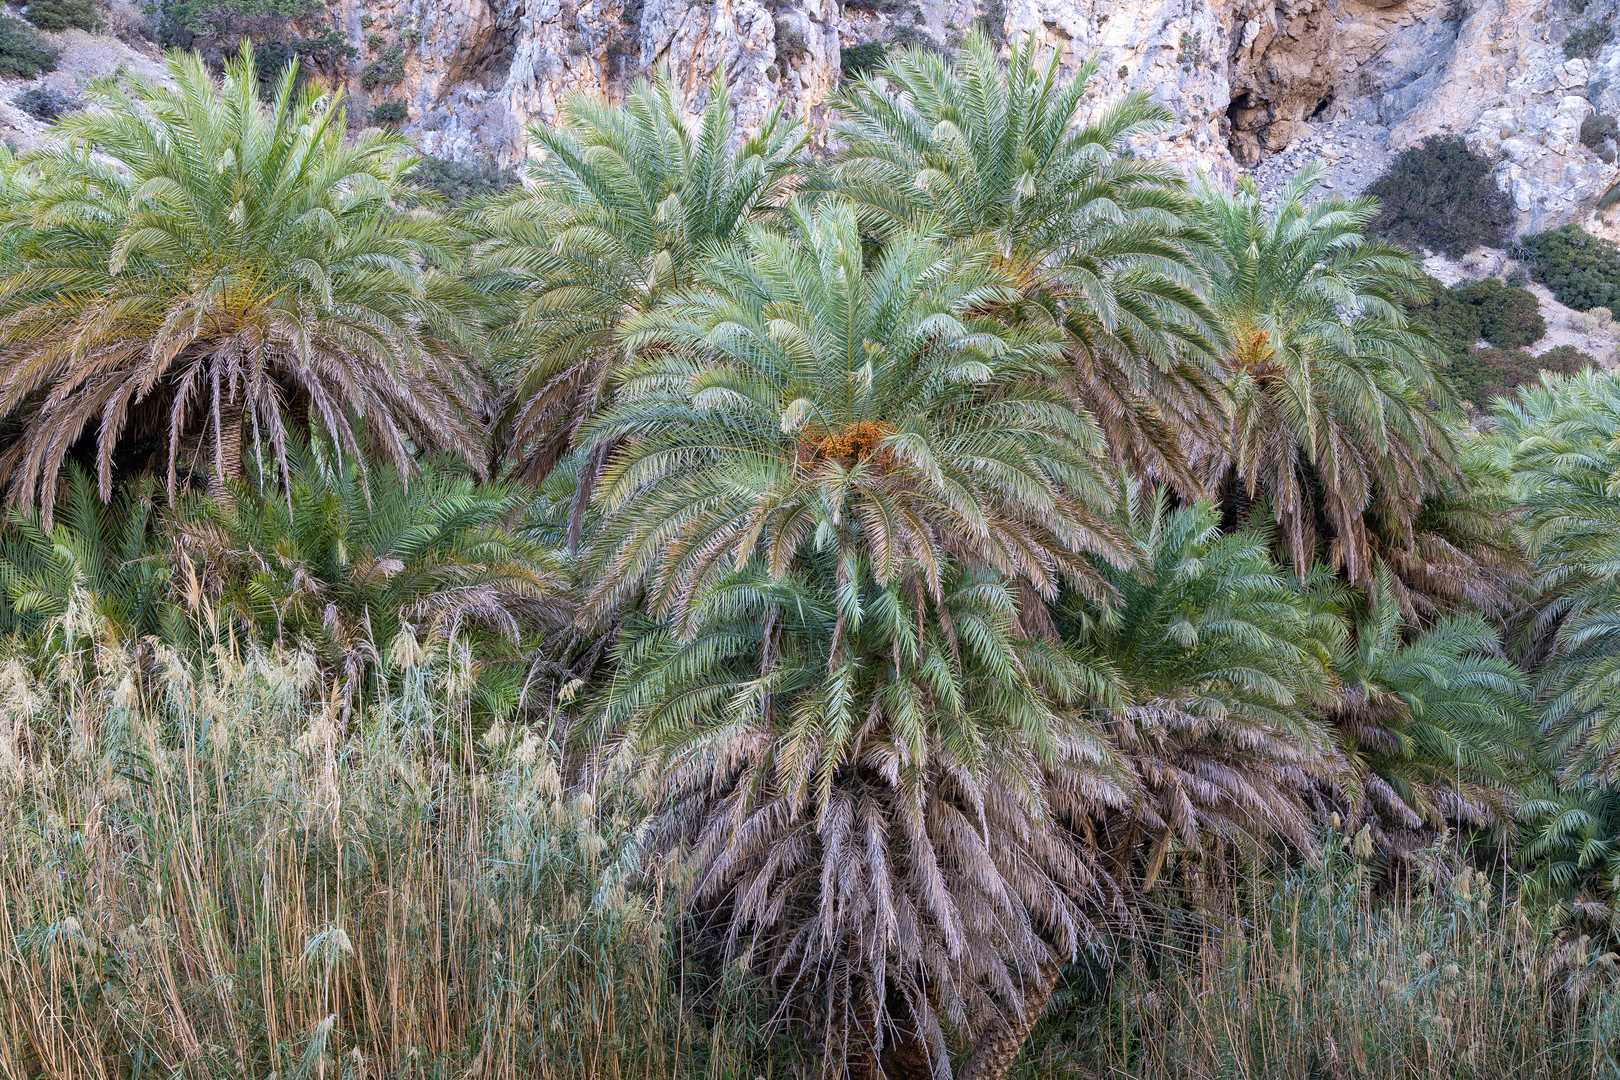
[[1248, 111, 1400, 203], [0, 5, 165, 153]]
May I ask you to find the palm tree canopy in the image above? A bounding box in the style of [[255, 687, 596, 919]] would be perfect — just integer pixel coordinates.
[[1327, 570, 1532, 832], [179, 441, 568, 700], [1197, 166, 1463, 601], [829, 32, 1223, 491], [474, 67, 806, 486], [1495, 371, 1620, 783], [582, 197, 1133, 632], [0, 48, 488, 519], [1059, 490, 1342, 857]]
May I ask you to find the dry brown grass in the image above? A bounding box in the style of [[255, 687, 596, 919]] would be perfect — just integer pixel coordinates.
[[0, 631, 791, 1079], [1017, 845, 1620, 1080]]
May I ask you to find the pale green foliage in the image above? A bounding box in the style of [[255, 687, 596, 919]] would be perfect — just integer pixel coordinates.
[[1496, 371, 1620, 784], [1197, 168, 1463, 609], [1059, 491, 1343, 856], [179, 443, 570, 702], [476, 67, 806, 490], [586, 198, 1131, 625], [589, 198, 1138, 1064], [1327, 571, 1532, 833], [0, 47, 487, 517], [830, 32, 1222, 489]]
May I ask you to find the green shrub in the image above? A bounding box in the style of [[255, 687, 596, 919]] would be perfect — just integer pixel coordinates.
[[1459, 277, 1545, 347], [1520, 224, 1620, 311], [974, 0, 1006, 45], [408, 153, 520, 206], [1565, 21, 1612, 59], [1582, 113, 1618, 148], [0, 15, 59, 78], [774, 20, 808, 61], [1366, 136, 1513, 257], [157, 0, 315, 49], [1405, 275, 1544, 365], [841, 40, 886, 78], [370, 101, 408, 125], [1448, 343, 1593, 404], [21, 0, 100, 32], [361, 43, 406, 89], [13, 85, 81, 121]]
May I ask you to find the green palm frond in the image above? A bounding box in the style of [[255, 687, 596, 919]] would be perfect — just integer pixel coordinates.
[[1496, 370, 1620, 783], [474, 67, 807, 488], [828, 31, 1224, 492], [178, 439, 570, 703], [1328, 567, 1532, 832], [1059, 489, 1343, 868], [1196, 167, 1486, 614]]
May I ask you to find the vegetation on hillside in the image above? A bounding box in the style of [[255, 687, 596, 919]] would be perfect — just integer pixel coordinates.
[[0, 35, 1618, 1080], [1366, 136, 1514, 257]]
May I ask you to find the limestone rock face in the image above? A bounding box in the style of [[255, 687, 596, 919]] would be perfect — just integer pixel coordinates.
[[324, 0, 840, 166]]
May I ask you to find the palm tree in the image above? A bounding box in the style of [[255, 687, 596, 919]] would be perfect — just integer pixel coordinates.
[[1325, 570, 1531, 839], [0, 465, 179, 652], [1057, 489, 1342, 885], [589, 200, 1135, 1074], [1196, 167, 1464, 607], [1495, 370, 1620, 782], [178, 441, 567, 706], [474, 68, 805, 508], [0, 48, 487, 520], [829, 33, 1223, 492]]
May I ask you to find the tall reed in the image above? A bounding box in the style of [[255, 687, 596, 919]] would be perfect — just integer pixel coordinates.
[[1019, 840, 1620, 1079], [0, 629, 792, 1079]]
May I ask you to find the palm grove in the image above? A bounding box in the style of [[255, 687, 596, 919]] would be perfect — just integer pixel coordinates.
[[0, 34, 1617, 1080]]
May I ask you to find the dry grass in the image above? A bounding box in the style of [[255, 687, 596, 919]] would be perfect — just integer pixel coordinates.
[[0, 628, 792, 1079], [4, 618, 1617, 1079], [1018, 843, 1620, 1080]]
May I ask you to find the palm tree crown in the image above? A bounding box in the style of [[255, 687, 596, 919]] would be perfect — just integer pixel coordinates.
[[1196, 167, 1460, 602], [830, 32, 1222, 491], [475, 68, 806, 490], [0, 48, 486, 519]]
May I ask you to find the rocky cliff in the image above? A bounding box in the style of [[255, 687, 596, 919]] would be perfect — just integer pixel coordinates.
[[3, 0, 1619, 235]]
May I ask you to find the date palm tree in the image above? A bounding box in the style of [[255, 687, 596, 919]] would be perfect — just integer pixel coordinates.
[[589, 200, 1135, 1075], [1496, 370, 1620, 782], [1196, 167, 1463, 604], [474, 68, 805, 505], [178, 440, 567, 705], [1324, 570, 1531, 838], [0, 48, 487, 520], [829, 32, 1222, 492], [1059, 489, 1343, 878]]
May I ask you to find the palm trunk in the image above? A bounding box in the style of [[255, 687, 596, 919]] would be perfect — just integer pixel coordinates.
[[208, 390, 246, 500], [956, 956, 1063, 1080]]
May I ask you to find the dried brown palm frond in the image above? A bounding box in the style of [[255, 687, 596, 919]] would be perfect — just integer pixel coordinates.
[[600, 556, 1134, 1076], [1057, 491, 1348, 891]]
